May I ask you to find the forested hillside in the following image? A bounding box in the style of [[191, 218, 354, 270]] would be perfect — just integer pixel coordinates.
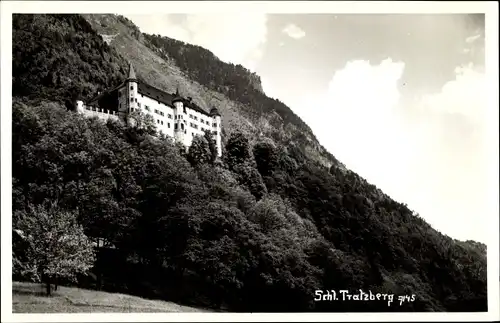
[[12, 14, 128, 106], [12, 14, 487, 312]]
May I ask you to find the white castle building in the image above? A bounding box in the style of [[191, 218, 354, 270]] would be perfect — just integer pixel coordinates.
[[76, 63, 222, 157]]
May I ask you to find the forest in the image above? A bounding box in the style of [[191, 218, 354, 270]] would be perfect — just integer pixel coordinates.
[[11, 14, 487, 312]]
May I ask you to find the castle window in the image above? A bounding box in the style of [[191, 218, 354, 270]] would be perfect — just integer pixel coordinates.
[[130, 85, 134, 90], [145, 106, 150, 111], [168, 123, 170, 128], [168, 114, 172, 119], [174, 124, 178, 130], [157, 120, 160, 124], [131, 107, 134, 112], [161, 121, 163, 125], [213, 123, 217, 127], [135, 98, 137, 102], [138, 103, 141, 107], [181, 123, 184, 130], [130, 98, 133, 103]]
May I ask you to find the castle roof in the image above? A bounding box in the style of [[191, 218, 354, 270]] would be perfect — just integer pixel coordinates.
[[171, 87, 183, 104], [210, 107, 221, 116], [137, 82, 209, 116], [86, 81, 124, 107], [127, 63, 137, 80], [85, 69, 212, 117]]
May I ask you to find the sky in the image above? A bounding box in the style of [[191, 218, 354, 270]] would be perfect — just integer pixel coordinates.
[[124, 12, 490, 243]]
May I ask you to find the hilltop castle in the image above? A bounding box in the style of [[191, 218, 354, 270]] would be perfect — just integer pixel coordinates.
[[76, 63, 222, 157]]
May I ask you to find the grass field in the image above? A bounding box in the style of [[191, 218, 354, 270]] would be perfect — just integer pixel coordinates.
[[12, 281, 211, 313]]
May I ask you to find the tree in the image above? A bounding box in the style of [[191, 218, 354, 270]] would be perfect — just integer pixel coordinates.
[[225, 131, 251, 169], [127, 110, 157, 135], [14, 203, 96, 296], [248, 194, 290, 233], [232, 162, 268, 200], [187, 135, 211, 167], [203, 130, 218, 163], [253, 139, 278, 176]]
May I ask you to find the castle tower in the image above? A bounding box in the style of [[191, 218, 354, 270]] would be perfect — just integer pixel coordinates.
[[172, 86, 186, 143], [210, 107, 222, 157], [125, 63, 138, 126]]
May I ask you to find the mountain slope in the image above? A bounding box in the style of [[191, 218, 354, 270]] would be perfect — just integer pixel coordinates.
[[11, 13, 487, 313]]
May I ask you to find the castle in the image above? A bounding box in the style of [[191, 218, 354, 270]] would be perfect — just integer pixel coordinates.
[[76, 63, 222, 157]]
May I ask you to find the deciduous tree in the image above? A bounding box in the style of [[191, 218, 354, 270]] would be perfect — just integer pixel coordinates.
[[186, 135, 211, 167], [14, 203, 96, 296]]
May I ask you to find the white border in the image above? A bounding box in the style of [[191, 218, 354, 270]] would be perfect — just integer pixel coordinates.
[[1, 1, 499, 322]]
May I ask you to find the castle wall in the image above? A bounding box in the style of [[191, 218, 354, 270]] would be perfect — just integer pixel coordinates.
[[135, 93, 176, 138], [185, 107, 221, 155], [117, 85, 129, 120], [82, 106, 120, 122], [214, 115, 222, 157]]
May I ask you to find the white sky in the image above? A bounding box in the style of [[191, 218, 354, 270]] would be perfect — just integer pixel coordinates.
[[123, 12, 493, 243]]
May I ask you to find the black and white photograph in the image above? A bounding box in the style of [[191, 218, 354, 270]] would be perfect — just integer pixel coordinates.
[[1, 1, 499, 321]]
